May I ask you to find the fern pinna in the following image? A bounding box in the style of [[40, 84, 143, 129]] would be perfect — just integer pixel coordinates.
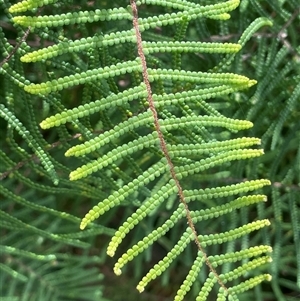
[[5, 0, 273, 300]]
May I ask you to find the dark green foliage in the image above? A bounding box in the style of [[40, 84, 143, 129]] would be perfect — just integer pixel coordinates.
[[0, 0, 299, 300]]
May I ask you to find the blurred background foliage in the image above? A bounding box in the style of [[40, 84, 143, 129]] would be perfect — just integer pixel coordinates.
[[0, 0, 299, 300]]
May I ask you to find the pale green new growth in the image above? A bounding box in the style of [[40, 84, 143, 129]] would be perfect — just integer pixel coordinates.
[[40, 84, 148, 130], [9, 0, 59, 13], [12, 8, 132, 27], [80, 159, 169, 230], [25, 59, 142, 95], [70, 132, 159, 181], [21, 30, 137, 63]]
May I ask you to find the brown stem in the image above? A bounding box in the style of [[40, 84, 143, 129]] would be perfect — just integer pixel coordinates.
[[130, 0, 229, 294], [0, 27, 31, 68]]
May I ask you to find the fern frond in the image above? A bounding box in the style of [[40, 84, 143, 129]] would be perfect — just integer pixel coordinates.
[[134, 220, 270, 293], [0, 209, 89, 248], [0, 104, 58, 184], [159, 116, 253, 132], [25, 59, 142, 95], [174, 251, 205, 301], [0, 245, 57, 262], [20, 30, 136, 63], [70, 132, 159, 181], [11, 8, 132, 27], [271, 83, 300, 149], [40, 85, 148, 129], [143, 41, 242, 55], [108, 194, 269, 262], [79, 158, 169, 230], [9, 0, 59, 13], [3, 0, 285, 299]]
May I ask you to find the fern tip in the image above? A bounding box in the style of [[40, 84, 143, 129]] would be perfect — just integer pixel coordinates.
[[39, 121, 45, 129], [107, 250, 115, 257], [79, 223, 86, 230], [136, 285, 144, 293], [248, 79, 257, 87], [114, 267, 122, 276]]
